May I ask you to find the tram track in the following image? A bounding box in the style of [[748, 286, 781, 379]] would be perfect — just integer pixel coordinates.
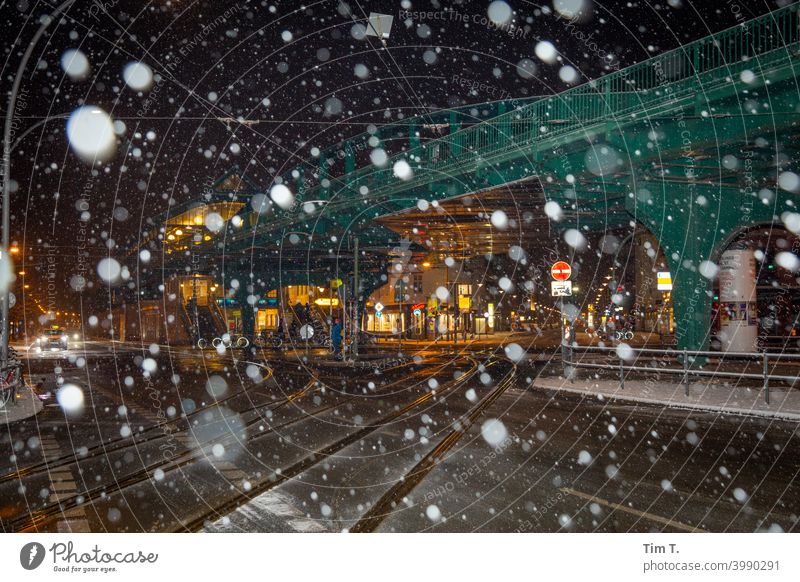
[[0, 360, 276, 487], [2, 354, 454, 532], [350, 358, 517, 532], [1, 352, 422, 488], [178, 355, 482, 532]]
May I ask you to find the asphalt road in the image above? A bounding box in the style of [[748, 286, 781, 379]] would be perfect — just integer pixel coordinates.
[[1, 341, 798, 533]]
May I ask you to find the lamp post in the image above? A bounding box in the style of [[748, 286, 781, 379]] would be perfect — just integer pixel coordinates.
[[398, 278, 403, 357]]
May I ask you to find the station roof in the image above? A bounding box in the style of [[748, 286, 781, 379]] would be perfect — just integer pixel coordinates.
[[376, 179, 557, 259]]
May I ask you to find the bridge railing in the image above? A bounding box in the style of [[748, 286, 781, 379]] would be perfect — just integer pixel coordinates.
[[331, 4, 800, 200], [565, 345, 800, 405]]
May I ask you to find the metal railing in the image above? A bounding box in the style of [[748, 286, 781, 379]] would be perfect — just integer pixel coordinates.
[[208, 298, 229, 336], [564, 345, 800, 405], [204, 4, 800, 250], [295, 3, 800, 201]]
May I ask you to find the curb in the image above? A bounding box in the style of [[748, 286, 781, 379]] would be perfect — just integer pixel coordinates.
[[0, 384, 44, 423], [530, 380, 800, 422]]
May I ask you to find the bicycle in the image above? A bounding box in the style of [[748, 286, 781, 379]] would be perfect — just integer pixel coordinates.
[[0, 352, 22, 408], [258, 332, 284, 349], [596, 329, 634, 342], [206, 335, 250, 349]]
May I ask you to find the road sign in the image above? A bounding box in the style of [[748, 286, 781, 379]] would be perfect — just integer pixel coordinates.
[[551, 281, 573, 297], [374, 302, 384, 312], [656, 271, 673, 291], [551, 261, 572, 281]]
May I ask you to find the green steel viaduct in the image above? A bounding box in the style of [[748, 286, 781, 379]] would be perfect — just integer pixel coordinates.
[[153, 4, 800, 354]]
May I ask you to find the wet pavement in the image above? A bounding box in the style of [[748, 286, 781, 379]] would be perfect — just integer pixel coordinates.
[[1, 341, 798, 533]]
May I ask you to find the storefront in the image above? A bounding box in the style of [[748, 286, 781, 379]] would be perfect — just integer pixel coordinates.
[[216, 297, 241, 333], [255, 297, 280, 332], [366, 306, 405, 335]]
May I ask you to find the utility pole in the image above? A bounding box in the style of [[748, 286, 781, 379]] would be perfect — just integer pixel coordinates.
[[453, 287, 458, 353], [341, 276, 346, 357], [452, 269, 458, 354], [444, 265, 449, 345], [398, 278, 403, 357], [1, 131, 12, 368], [352, 237, 359, 359]]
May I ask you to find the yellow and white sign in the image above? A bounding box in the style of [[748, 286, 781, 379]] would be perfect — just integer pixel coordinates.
[[314, 298, 339, 307], [657, 271, 673, 291]]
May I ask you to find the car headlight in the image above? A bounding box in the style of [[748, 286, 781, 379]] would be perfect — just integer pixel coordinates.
[[41, 336, 47, 342], [62, 335, 68, 341]]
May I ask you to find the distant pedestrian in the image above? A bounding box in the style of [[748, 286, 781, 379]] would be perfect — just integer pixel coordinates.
[[331, 317, 343, 359]]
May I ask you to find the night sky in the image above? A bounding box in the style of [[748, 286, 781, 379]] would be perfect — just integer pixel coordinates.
[[1, 0, 789, 309]]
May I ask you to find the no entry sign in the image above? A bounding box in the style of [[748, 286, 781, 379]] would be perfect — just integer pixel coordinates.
[[551, 261, 572, 281]]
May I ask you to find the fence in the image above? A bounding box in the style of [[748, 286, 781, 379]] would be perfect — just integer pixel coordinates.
[[564, 345, 800, 405]]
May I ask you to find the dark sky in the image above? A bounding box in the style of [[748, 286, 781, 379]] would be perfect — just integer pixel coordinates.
[[1, 0, 789, 308]]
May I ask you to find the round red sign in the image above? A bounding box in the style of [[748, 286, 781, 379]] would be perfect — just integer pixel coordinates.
[[551, 261, 572, 281]]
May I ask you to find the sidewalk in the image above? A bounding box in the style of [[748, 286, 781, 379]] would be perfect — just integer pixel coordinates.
[[374, 330, 674, 349], [374, 330, 551, 346], [0, 384, 43, 423], [531, 376, 800, 421]]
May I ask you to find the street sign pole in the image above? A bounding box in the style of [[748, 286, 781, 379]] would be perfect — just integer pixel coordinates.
[[341, 278, 347, 359], [561, 297, 572, 372], [398, 282, 403, 357], [551, 261, 573, 373], [453, 289, 458, 354]]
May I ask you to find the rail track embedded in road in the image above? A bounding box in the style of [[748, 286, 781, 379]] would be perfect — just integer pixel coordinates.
[[2, 354, 446, 532], [350, 359, 517, 532], [176, 356, 482, 532]]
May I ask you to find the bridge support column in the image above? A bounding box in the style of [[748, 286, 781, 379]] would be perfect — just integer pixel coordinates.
[[628, 168, 796, 361], [236, 284, 256, 344], [669, 263, 713, 362], [630, 183, 721, 360]]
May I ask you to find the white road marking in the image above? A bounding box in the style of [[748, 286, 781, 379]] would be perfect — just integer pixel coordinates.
[[561, 487, 702, 533], [206, 490, 327, 533]]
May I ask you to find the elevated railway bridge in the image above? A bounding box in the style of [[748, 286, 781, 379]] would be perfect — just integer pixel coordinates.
[[141, 4, 800, 353]]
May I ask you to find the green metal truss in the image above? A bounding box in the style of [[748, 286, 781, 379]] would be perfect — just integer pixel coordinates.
[[179, 4, 800, 352]]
